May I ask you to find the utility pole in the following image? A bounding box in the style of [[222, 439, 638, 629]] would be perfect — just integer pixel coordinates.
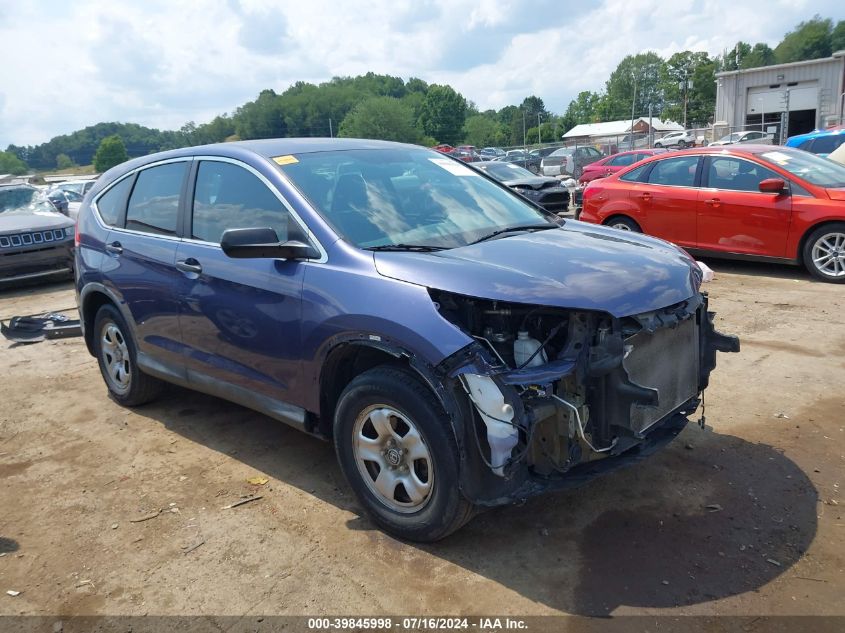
[[537, 113, 542, 144], [329, 118, 333, 138], [522, 110, 527, 147], [630, 71, 638, 148]]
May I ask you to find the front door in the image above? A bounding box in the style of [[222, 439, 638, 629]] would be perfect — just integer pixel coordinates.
[[175, 159, 310, 413], [697, 156, 791, 257]]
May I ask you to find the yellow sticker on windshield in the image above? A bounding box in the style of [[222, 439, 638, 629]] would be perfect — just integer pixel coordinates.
[[273, 155, 299, 165]]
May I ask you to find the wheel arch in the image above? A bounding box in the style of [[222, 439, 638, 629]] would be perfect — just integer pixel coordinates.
[[796, 219, 845, 265], [318, 341, 464, 441], [603, 213, 641, 230], [79, 284, 127, 356]]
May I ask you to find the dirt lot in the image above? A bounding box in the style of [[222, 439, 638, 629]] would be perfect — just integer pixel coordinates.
[[0, 260, 843, 621]]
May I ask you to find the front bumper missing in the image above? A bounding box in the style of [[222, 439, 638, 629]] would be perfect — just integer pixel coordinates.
[[441, 292, 739, 506]]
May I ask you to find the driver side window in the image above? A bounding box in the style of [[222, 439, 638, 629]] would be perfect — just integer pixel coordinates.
[[191, 161, 302, 244]]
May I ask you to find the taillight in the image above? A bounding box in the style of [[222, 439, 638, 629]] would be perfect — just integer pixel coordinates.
[[74, 221, 80, 247]]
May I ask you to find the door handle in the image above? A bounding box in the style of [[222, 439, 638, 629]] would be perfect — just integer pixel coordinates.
[[704, 198, 722, 208], [175, 258, 202, 274], [105, 241, 122, 255]]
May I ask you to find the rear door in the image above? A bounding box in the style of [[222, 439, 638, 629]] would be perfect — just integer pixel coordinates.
[[102, 160, 190, 375], [175, 158, 314, 413], [697, 155, 791, 257], [626, 155, 701, 247]]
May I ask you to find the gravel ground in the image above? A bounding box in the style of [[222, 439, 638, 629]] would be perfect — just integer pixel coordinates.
[[0, 259, 842, 621]]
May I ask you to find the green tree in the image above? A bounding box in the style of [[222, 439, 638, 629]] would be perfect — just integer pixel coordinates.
[[831, 20, 845, 51], [338, 96, 421, 143], [463, 114, 504, 147], [603, 52, 665, 120], [0, 150, 28, 175], [774, 16, 833, 63], [661, 51, 714, 126], [741, 43, 775, 69], [55, 153, 76, 170], [419, 84, 467, 145], [234, 89, 287, 139], [93, 135, 128, 172]]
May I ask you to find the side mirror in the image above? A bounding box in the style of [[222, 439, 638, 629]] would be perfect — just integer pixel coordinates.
[[220, 227, 319, 260], [758, 178, 787, 194]]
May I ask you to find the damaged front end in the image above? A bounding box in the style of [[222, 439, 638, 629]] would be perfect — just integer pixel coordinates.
[[431, 289, 740, 506]]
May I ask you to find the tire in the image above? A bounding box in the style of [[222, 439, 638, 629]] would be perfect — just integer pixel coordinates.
[[654, 142, 663, 148], [333, 366, 474, 542], [605, 216, 641, 232], [678, 140, 688, 149], [93, 304, 164, 406], [802, 223, 845, 283]]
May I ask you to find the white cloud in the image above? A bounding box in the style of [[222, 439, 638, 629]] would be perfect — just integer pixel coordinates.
[[0, 0, 842, 147]]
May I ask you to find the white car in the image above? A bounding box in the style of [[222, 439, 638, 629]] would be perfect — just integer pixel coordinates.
[[709, 130, 773, 146], [654, 130, 694, 148]]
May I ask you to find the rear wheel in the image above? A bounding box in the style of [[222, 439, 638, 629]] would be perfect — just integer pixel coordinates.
[[93, 304, 164, 406], [605, 216, 641, 232], [333, 366, 473, 541], [803, 223, 845, 283], [678, 140, 688, 149]]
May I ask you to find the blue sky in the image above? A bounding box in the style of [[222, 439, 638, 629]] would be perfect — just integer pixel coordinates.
[[1, 0, 844, 147]]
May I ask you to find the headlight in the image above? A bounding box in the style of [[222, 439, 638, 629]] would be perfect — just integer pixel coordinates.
[[65, 227, 74, 237]]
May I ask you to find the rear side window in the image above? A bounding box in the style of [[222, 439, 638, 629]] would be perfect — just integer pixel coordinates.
[[608, 154, 635, 167], [96, 176, 133, 226], [191, 161, 296, 244], [619, 163, 650, 182], [125, 162, 187, 236], [647, 156, 699, 187]]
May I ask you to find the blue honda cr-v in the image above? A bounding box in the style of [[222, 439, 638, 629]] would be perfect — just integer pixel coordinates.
[[75, 138, 738, 541]]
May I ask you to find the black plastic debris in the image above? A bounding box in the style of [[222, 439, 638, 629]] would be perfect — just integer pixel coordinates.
[[1, 312, 81, 344]]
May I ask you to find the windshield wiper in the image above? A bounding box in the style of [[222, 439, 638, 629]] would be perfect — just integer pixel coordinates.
[[469, 222, 558, 245], [364, 243, 450, 252]]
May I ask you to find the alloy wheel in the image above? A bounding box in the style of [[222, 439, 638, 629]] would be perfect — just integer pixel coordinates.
[[811, 232, 845, 278]]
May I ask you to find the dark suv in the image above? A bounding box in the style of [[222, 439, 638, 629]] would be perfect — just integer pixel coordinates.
[[75, 138, 738, 541], [0, 184, 75, 285]]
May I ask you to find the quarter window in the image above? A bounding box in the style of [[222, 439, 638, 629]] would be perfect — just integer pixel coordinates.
[[125, 162, 187, 235], [707, 157, 780, 192], [191, 161, 297, 244], [647, 157, 699, 187], [96, 176, 134, 227]]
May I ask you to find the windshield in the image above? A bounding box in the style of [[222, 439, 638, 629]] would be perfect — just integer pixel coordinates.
[[551, 148, 574, 157], [277, 148, 552, 249], [719, 133, 742, 142], [0, 188, 57, 215], [758, 149, 845, 188], [480, 162, 535, 181]]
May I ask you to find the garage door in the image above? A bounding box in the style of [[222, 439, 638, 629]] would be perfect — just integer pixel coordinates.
[[746, 82, 817, 115]]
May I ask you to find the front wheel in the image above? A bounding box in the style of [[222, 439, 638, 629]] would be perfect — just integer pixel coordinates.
[[333, 366, 474, 541], [605, 216, 641, 232], [803, 223, 845, 283]]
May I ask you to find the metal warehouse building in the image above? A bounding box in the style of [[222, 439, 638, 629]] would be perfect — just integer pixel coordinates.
[[715, 51, 845, 141]]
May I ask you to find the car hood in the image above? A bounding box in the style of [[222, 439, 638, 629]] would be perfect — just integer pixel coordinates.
[[373, 221, 700, 317], [502, 176, 566, 190], [0, 209, 74, 233]]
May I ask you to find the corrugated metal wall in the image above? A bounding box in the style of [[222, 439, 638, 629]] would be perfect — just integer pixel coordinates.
[[715, 55, 845, 129]]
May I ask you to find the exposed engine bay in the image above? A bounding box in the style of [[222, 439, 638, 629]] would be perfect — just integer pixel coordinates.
[[430, 289, 740, 491]]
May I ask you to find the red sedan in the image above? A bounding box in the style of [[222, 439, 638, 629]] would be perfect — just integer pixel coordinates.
[[578, 148, 668, 185], [579, 146, 845, 282]]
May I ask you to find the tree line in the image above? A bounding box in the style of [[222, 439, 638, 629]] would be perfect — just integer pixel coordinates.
[[4, 14, 842, 173]]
